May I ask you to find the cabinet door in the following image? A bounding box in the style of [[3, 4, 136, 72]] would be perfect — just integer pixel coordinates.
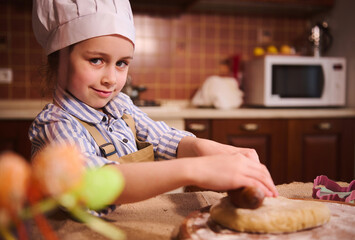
[[211, 119, 288, 184], [287, 118, 355, 183], [0, 120, 32, 160]]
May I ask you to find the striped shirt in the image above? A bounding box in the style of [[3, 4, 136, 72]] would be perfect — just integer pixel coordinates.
[[29, 88, 194, 216], [29, 88, 194, 168]]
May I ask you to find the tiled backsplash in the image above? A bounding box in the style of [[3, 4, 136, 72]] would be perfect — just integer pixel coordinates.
[[0, 1, 308, 100]]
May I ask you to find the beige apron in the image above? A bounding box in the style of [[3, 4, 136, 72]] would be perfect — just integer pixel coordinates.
[[75, 114, 154, 163]]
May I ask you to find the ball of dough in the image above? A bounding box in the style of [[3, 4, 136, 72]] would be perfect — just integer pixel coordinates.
[[210, 196, 330, 233]]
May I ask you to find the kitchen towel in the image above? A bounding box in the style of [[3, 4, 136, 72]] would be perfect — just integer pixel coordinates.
[[191, 76, 243, 109]]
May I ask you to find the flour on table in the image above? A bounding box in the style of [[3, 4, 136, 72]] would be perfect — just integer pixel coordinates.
[[183, 201, 354, 240]]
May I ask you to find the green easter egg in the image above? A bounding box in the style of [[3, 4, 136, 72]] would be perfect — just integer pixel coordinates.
[[78, 166, 125, 210]]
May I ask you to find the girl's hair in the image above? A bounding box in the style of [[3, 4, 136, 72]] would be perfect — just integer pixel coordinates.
[[40, 50, 59, 97], [40, 44, 74, 97]]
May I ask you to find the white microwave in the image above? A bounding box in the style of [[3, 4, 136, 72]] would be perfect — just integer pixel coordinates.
[[244, 56, 346, 107]]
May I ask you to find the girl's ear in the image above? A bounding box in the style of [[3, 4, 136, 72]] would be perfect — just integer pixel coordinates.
[[57, 47, 70, 89]]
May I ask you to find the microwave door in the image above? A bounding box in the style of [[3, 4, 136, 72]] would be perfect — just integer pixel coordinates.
[[271, 65, 325, 99]]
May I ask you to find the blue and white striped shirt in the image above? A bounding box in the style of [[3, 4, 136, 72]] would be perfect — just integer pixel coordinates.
[[29, 88, 194, 168]]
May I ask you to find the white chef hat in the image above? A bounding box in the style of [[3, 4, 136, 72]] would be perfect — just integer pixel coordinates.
[[32, 0, 135, 55]]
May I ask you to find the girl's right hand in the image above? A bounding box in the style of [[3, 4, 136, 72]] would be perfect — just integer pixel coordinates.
[[184, 153, 278, 197]]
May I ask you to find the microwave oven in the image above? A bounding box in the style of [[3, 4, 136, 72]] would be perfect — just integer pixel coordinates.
[[244, 56, 346, 107]]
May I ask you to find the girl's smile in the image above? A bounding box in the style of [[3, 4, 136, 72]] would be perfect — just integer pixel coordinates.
[[59, 35, 134, 110], [93, 88, 114, 98]]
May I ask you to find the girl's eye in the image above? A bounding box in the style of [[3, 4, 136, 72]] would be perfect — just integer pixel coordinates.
[[116, 60, 128, 68], [90, 58, 103, 65]]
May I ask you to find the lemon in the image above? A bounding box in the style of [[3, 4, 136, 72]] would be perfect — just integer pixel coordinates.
[[253, 47, 265, 56], [280, 45, 292, 54], [267, 45, 278, 54]]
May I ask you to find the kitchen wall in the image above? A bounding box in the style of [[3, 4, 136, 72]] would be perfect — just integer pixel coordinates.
[[0, 1, 312, 101], [317, 0, 355, 107]]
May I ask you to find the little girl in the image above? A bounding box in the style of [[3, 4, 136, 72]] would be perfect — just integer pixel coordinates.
[[30, 0, 277, 212]]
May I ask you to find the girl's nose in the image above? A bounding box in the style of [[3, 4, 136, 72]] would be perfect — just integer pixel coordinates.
[[101, 67, 116, 86]]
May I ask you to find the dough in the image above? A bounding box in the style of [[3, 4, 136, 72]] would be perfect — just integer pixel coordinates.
[[210, 196, 331, 234]]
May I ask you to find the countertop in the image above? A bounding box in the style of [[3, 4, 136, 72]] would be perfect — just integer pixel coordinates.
[[1, 99, 355, 120]]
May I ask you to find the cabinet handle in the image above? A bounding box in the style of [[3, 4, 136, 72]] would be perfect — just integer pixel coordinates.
[[241, 123, 259, 131], [187, 123, 207, 132], [317, 122, 332, 130]]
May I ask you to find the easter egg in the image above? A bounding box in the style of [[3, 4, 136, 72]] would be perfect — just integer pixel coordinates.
[[32, 143, 86, 197], [78, 166, 125, 210], [0, 152, 31, 226]]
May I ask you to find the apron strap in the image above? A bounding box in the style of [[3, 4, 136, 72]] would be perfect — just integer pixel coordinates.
[[75, 117, 121, 162], [121, 114, 137, 138], [121, 114, 153, 152], [75, 114, 154, 163]]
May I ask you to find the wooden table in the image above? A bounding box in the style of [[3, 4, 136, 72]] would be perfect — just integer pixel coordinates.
[[27, 182, 348, 240]]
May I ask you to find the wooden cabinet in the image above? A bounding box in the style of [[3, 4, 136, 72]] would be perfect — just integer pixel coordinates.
[[0, 120, 32, 160], [185, 117, 355, 184], [185, 119, 211, 140], [287, 118, 355, 183], [130, 0, 334, 17], [211, 119, 287, 185]]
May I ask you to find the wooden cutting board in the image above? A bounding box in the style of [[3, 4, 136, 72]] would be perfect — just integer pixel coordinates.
[[177, 200, 355, 240]]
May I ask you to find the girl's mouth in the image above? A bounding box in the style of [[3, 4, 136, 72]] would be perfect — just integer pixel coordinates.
[[94, 88, 113, 98]]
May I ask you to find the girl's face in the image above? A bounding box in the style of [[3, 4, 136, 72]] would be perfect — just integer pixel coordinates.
[[60, 35, 134, 109]]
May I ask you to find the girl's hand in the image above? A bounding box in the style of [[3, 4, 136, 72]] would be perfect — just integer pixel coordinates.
[[177, 137, 278, 197], [185, 153, 278, 197], [195, 137, 260, 162], [117, 136, 278, 204], [178, 137, 260, 163]]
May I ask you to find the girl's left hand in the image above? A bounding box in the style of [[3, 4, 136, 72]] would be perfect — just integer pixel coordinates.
[[178, 136, 260, 163]]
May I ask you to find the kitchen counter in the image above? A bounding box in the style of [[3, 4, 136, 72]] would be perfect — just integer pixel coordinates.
[[1, 99, 355, 120], [141, 106, 355, 120]]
